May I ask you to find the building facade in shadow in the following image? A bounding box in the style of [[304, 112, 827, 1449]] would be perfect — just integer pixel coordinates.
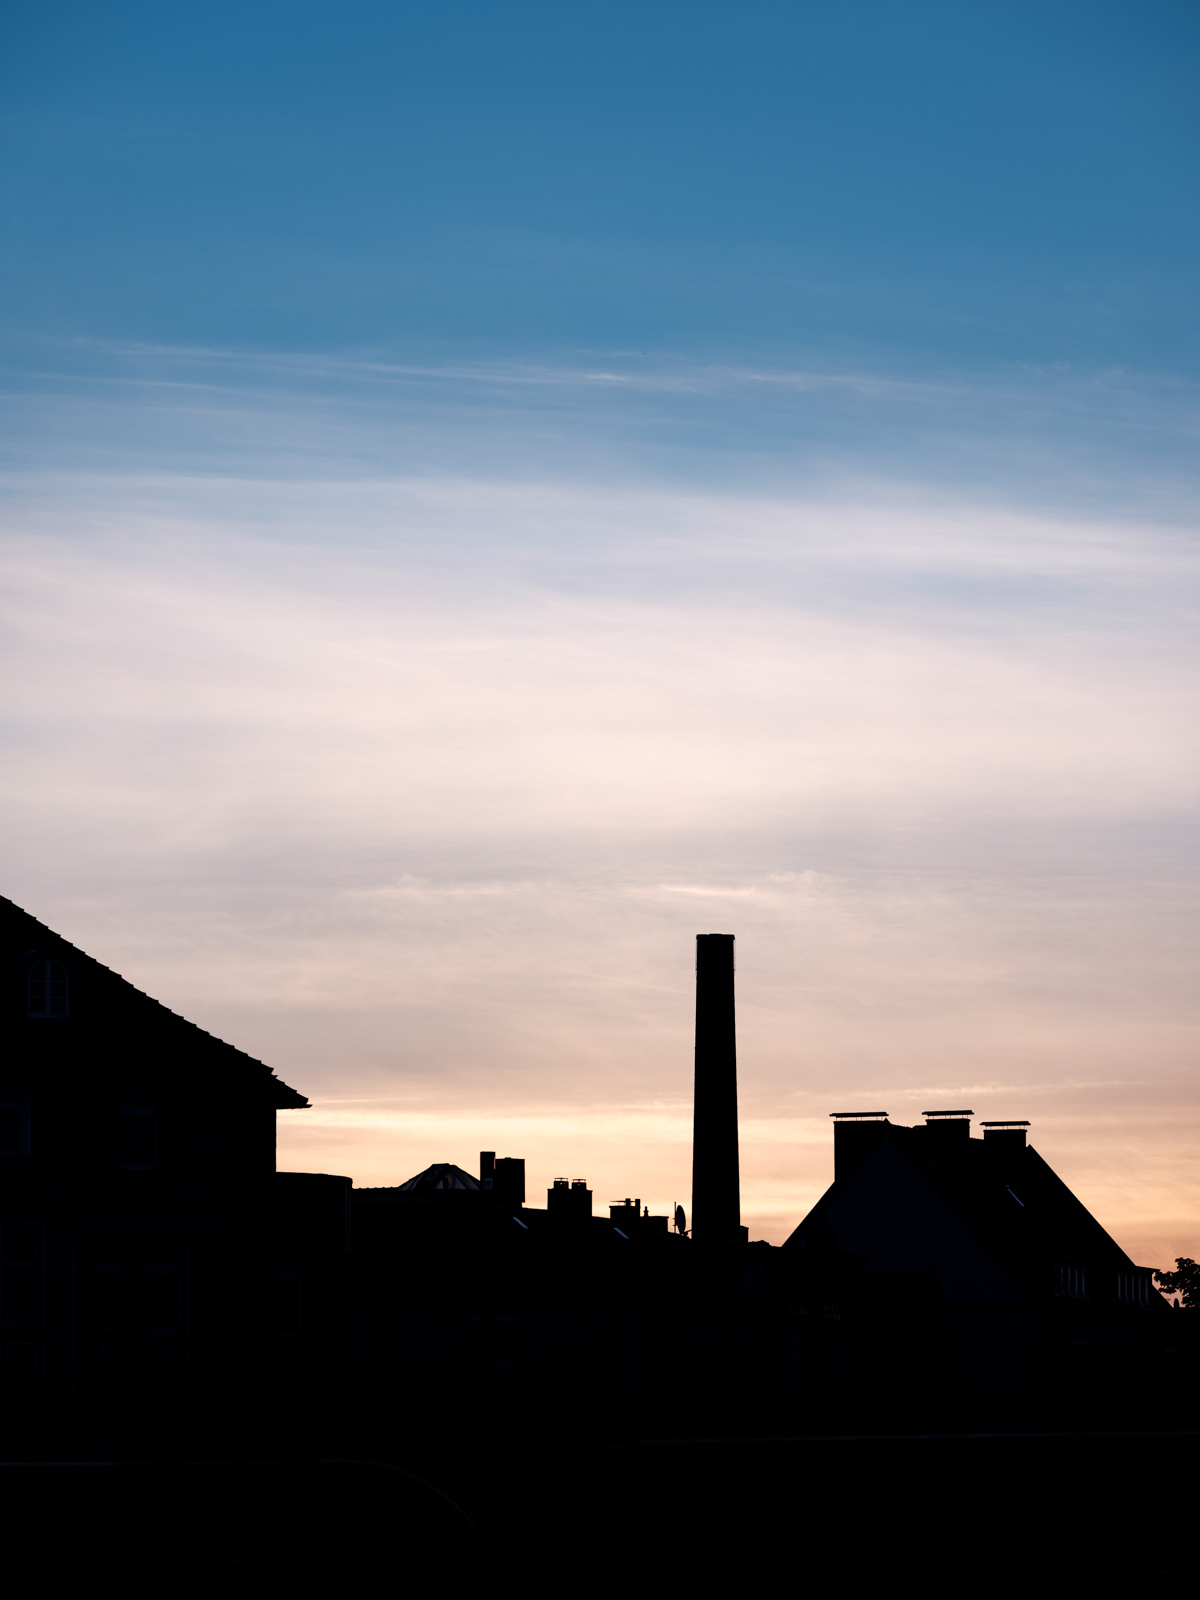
[[1, 894, 357, 1455], [787, 1110, 1177, 1428]]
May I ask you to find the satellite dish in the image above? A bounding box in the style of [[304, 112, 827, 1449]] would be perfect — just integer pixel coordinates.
[[674, 1204, 686, 1234]]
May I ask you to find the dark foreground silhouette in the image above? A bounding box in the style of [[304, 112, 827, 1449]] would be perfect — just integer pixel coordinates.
[[1, 1431, 1193, 1594], [3, 902, 1196, 1590]]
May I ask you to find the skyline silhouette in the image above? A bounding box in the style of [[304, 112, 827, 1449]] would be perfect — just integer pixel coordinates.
[[3, 894, 1195, 1589], [3, 896, 1185, 1416]]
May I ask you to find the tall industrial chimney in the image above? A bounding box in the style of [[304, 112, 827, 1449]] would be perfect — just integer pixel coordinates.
[[691, 933, 744, 1242]]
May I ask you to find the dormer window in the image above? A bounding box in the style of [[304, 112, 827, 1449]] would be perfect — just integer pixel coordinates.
[[1054, 1264, 1088, 1299], [1118, 1271, 1150, 1307], [27, 959, 69, 1019]]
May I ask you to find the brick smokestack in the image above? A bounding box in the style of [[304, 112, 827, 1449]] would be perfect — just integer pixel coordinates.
[[691, 933, 742, 1242]]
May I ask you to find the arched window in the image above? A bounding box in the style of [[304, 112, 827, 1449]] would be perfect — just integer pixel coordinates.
[[27, 959, 69, 1018]]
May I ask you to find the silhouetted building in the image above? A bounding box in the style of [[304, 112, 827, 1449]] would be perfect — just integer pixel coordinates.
[[2, 893, 1188, 1466], [345, 1146, 868, 1446], [786, 1109, 1179, 1425], [0, 894, 343, 1453]]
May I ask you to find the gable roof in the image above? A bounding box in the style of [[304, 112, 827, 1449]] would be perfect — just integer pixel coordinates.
[[1, 895, 308, 1108], [787, 1119, 1144, 1296], [396, 1162, 482, 1192]]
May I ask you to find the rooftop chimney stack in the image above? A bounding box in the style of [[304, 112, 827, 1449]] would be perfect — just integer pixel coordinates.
[[982, 1120, 1029, 1159], [830, 1112, 890, 1182], [921, 1110, 973, 1155], [691, 934, 745, 1243]]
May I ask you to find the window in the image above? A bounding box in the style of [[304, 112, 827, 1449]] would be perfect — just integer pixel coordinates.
[[0, 1223, 44, 1328], [1118, 1272, 1150, 1307], [119, 1105, 157, 1168], [26, 959, 68, 1018], [1054, 1264, 1088, 1299], [0, 1094, 29, 1156]]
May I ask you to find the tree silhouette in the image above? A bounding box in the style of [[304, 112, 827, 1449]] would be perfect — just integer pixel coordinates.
[[1154, 1258, 1200, 1310]]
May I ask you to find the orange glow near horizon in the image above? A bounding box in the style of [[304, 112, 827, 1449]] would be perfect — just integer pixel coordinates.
[[3, 476, 1198, 1273]]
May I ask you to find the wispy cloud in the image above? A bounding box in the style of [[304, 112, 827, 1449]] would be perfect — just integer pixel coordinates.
[[5, 335, 1199, 520], [5, 3, 1196, 1261], [2, 449, 1197, 1251]]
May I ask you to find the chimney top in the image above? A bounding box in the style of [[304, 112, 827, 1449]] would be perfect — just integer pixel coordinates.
[[922, 1109, 973, 1119], [830, 1111, 888, 1121], [982, 1120, 1029, 1152]]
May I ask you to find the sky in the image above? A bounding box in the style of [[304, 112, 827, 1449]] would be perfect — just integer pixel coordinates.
[[2, 1, 1198, 1260]]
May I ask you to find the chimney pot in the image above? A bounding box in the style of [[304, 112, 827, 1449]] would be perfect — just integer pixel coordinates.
[[549, 1176, 592, 1216]]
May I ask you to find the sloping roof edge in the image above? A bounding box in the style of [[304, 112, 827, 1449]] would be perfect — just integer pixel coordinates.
[[1, 895, 310, 1109], [783, 1123, 1141, 1288]]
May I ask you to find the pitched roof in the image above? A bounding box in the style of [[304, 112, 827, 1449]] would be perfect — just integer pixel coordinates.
[[0, 895, 308, 1108], [788, 1120, 1144, 1294], [395, 1162, 482, 1192]]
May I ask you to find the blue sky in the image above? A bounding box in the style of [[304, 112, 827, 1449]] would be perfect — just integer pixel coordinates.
[[4, 0, 1198, 367], [2, 2, 1198, 1253]]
